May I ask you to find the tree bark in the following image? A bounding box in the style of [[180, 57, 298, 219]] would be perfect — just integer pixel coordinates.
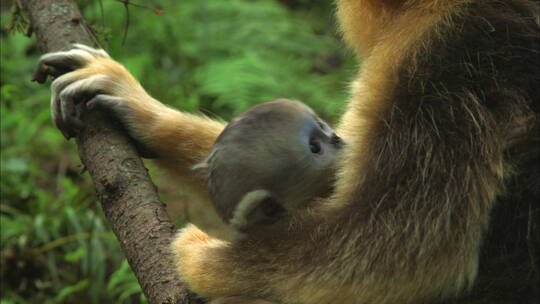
[[20, 1, 199, 303]]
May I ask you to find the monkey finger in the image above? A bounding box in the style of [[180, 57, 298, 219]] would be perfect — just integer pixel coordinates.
[[33, 61, 76, 84], [51, 92, 76, 140], [50, 73, 102, 137], [86, 94, 159, 159], [86, 94, 126, 111], [32, 63, 52, 84], [50, 71, 87, 127], [58, 75, 113, 130], [60, 97, 83, 131], [34, 48, 99, 83], [51, 98, 74, 140], [50, 73, 82, 139], [71, 44, 110, 58]]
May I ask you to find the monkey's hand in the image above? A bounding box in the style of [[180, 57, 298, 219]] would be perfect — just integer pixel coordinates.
[[172, 224, 235, 297], [35, 44, 223, 179], [34, 44, 168, 142], [172, 225, 278, 301]]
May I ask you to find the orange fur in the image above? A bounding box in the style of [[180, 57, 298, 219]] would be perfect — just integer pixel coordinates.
[[87, 58, 224, 164], [41, 0, 539, 303], [171, 0, 538, 303]]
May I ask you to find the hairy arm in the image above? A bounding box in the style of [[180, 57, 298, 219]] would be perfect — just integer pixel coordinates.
[[35, 45, 224, 195], [39, 0, 538, 299], [37, 45, 279, 303], [170, 0, 537, 302]]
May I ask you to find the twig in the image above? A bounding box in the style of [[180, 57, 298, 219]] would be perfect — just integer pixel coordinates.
[[114, 0, 165, 15]]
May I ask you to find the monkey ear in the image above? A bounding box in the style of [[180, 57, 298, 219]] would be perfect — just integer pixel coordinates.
[[192, 149, 218, 176], [192, 149, 219, 177], [191, 161, 210, 179], [230, 190, 286, 231], [192, 161, 209, 171]]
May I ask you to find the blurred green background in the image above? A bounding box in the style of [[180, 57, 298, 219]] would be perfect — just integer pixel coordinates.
[[0, 0, 355, 303]]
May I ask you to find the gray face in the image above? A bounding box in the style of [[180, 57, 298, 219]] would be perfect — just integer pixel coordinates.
[[199, 99, 345, 232]]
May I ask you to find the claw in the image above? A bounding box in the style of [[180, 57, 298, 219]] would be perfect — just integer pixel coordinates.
[[32, 63, 50, 83], [32, 63, 74, 83], [55, 118, 75, 140]]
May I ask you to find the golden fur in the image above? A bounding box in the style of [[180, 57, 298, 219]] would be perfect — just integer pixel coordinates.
[[39, 0, 539, 303], [57, 55, 225, 194]]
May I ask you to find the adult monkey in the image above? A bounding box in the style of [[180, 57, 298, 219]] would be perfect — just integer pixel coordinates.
[[35, 1, 539, 304]]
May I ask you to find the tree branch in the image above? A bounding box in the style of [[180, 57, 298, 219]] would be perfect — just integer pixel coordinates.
[[20, 0, 198, 303]]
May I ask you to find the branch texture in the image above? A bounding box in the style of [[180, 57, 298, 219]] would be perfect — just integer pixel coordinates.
[[20, 0, 197, 303]]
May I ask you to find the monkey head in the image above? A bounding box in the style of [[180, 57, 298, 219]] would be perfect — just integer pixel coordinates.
[[195, 99, 345, 233]]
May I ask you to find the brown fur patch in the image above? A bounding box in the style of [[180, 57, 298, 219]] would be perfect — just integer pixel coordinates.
[[59, 0, 538, 303]]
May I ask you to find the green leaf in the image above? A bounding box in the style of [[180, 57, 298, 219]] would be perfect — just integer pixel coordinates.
[[54, 279, 89, 302], [64, 247, 86, 263], [2, 158, 28, 173]]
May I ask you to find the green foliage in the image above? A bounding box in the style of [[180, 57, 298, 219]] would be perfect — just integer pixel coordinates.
[[0, 7, 143, 303], [1, 0, 354, 303], [82, 0, 354, 121]]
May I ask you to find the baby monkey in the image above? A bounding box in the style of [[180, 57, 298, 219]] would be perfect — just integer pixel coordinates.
[[196, 99, 344, 235]]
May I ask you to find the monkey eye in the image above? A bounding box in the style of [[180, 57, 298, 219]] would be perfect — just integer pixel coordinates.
[[309, 138, 322, 154]]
